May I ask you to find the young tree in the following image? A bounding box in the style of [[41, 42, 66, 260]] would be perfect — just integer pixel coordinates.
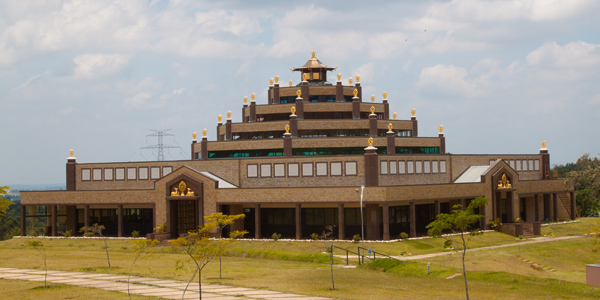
[[0, 186, 14, 219], [321, 225, 336, 290], [128, 239, 159, 299], [80, 223, 111, 268], [26, 240, 48, 288], [170, 223, 219, 300], [426, 197, 487, 300], [203, 212, 247, 279]]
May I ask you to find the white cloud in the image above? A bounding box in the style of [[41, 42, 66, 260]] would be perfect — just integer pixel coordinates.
[[73, 53, 130, 79], [526, 41, 600, 69], [124, 92, 152, 108], [416, 64, 478, 97], [13, 71, 52, 90], [172, 88, 185, 95]]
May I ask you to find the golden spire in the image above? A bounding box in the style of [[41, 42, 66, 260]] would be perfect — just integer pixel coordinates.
[[296, 89, 301, 98], [251, 93, 255, 101], [541, 141, 546, 148], [289, 79, 292, 87], [388, 123, 393, 132], [192, 132, 197, 139], [371, 95, 375, 103], [243, 96, 248, 104], [69, 149, 74, 157], [370, 106, 375, 114], [227, 110, 231, 119], [383, 91, 387, 100], [269, 78, 274, 85], [393, 112, 397, 120], [368, 137, 373, 147], [291, 106, 296, 114], [311, 49, 316, 59], [285, 124, 290, 133], [348, 77, 353, 85], [411, 108, 416, 117], [353, 89, 358, 97], [303, 72, 309, 81], [202, 128, 207, 137], [337, 73, 341, 81], [218, 114, 222, 122], [439, 125, 443, 134], [356, 75, 360, 83], [275, 75, 279, 84]]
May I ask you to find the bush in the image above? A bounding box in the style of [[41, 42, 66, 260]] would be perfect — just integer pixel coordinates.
[[490, 218, 502, 230], [310, 233, 319, 240], [518, 235, 525, 240], [399, 232, 409, 239], [547, 231, 554, 237], [154, 224, 166, 233], [131, 230, 139, 238], [63, 230, 72, 237], [352, 234, 361, 243], [272, 232, 281, 241], [443, 240, 453, 249]]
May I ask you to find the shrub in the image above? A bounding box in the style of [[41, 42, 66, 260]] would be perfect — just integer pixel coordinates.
[[547, 231, 554, 237], [352, 234, 361, 243], [443, 240, 453, 249], [515, 218, 523, 223], [272, 232, 281, 241], [131, 230, 140, 238], [490, 218, 502, 230], [518, 235, 525, 240], [399, 232, 409, 239], [154, 224, 167, 233], [310, 233, 320, 240], [63, 230, 72, 237]]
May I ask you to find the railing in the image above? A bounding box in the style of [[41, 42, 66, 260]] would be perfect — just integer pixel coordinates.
[[331, 245, 401, 265]]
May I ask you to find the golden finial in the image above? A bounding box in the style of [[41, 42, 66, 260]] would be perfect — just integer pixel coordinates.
[[303, 72, 309, 81], [439, 125, 443, 134], [251, 93, 255, 101], [218, 114, 222, 122], [371, 95, 375, 103], [370, 106, 375, 114], [285, 124, 290, 133], [296, 89, 301, 98], [356, 75, 360, 83], [348, 77, 353, 85], [269, 78, 273, 85], [383, 91, 387, 100], [275, 75, 279, 84], [289, 79, 292, 87], [243, 96, 248, 104], [291, 106, 296, 114], [541, 141, 546, 148], [411, 108, 416, 117], [227, 110, 231, 119], [393, 112, 397, 120], [388, 123, 393, 132], [192, 132, 197, 139], [353, 88, 358, 97], [368, 137, 373, 147], [69, 149, 74, 157], [337, 73, 341, 81], [202, 128, 207, 137], [311, 49, 316, 59]]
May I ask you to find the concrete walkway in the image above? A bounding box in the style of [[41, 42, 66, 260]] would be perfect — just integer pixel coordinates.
[[0, 267, 330, 300]]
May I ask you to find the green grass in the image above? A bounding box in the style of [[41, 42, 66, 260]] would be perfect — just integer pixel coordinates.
[[1, 218, 599, 299], [0, 280, 156, 300]]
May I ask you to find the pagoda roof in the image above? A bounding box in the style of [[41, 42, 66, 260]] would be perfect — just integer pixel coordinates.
[[291, 50, 337, 72]]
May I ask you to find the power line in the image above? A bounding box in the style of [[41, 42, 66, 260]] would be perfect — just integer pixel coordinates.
[[140, 129, 181, 161]]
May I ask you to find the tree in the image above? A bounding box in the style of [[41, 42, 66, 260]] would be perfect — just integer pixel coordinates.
[[80, 223, 111, 268], [0, 186, 14, 219], [563, 153, 600, 216], [128, 239, 159, 299], [426, 197, 487, 300], [170, 222, 220, 300], [203, 212, 247, 279], [26, 240, 48, 288], [321, 225, 336, 290]]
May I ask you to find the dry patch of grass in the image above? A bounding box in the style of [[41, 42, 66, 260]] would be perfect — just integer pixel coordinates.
[[0, 279, 156, 300]]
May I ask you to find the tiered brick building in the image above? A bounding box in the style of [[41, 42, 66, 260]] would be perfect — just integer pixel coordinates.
[[21, 51, 575, 240]]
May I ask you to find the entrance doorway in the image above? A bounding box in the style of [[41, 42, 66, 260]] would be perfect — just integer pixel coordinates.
[[172, 200, 197, 236]]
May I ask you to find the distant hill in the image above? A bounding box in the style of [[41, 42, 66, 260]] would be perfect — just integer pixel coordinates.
[[6, 184, 65, 191]]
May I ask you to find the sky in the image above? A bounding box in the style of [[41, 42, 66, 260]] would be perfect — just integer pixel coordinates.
[[1, 0, 599, 186]]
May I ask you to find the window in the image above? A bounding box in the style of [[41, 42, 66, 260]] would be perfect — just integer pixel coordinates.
[[389, 160, 397, 174], [274, 164, 285, 177], [331, 162, 342, 176], [440, 161, 447, 173], [82, 169, 91, 181], [316, 162, 328, 176], [260, 164, 271, 177], [415, 161, 422, 174], [138, 167, 148, 180], [380, 161, 388, 175], [247, 164, 258, 178], [424, 161, 431, 173], [163, 166, 173, 176], [399, 161, 406, 174], [127, 168, 137, 180], [288, 163, 299, 177], [345, 161, 357, 175], [150, 167, 160, 179], [115, 168, 125, 180], [93, 169, 102, 181], [302, 163, 313, 177], [431, 161, 438, 174], [104, 168, 113, 181], [522, 160, 528, 171], [534, 160, 540, 171], [407, 161, 414, 174]]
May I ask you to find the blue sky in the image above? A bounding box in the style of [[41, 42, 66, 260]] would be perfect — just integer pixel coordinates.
[[1, 0, 599, 186]]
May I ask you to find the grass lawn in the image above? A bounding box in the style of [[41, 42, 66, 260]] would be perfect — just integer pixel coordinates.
[[0, 279, 157, 300], [0, 218, 599, 299]]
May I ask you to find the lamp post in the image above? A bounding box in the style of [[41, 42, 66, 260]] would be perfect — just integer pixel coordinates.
[[355, 186, 365, 262]]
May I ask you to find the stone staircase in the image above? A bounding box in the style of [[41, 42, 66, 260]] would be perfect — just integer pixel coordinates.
[[523, 227, 534, 237], [557, 193, 573, 218]]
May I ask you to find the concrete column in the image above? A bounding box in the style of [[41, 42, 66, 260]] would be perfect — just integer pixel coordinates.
[[534, 194, 540, 221], [198, 199, 204, 228], [242, 104, 247, 123], [383, 99, 389, 119], [439, 133, 446, 154], [283, 133, 292, 157], [460, 199, 466, 210], [21, 205, 26, 236], [335, 81, 343, 102], [216, 122, 223, 141], [289, 114, 298, 137], [250, 101, 256, 122], [66, 205, 77, 233], [301, 81, 309, 103], [51, 205, 57, 237], [118, 205, 123, 237], [352, 96, 360, 119], [201, 136, 208, 160], [273, 83, 280, 104], [226, 119, 232, 140], [355, 83, 362, 101], [553, 193, 558, 222], [386, 131, 395, 154], [363, 146, 379, 187], [365, 204, 379, 240], [409, 202, 416, 237], [268, 85, 272, 104], [295, 204, 301, 239], [255, 204, 261, 239], [84, 205, 89, 230], [369, 114, 377, 136], [191, 139, 197, 160], [382, 203, 390, 240], [570, 191, 576, 220], [66, 157, 77, 191], [411, 116, 418, 137], [296, 97, 304, 119], [435, 200, 440, 216], [540, 148, 550, 179], [338, 203, 345, 240]]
